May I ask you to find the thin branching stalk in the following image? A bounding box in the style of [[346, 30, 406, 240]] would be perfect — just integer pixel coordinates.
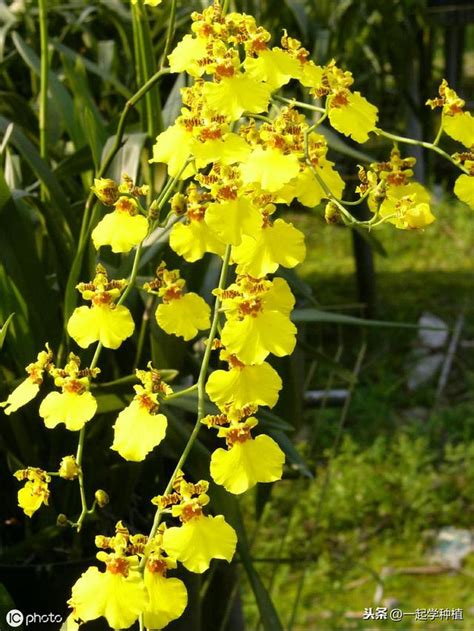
[[142, 244, 232, 561], [38, 0, 49, 201]]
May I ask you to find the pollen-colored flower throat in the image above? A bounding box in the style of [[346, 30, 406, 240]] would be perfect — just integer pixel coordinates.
[[2, 0, 472, 629]]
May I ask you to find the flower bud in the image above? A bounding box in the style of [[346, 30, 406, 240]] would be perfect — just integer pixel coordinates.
[[57, 513, 69, 527], [59, 455, 80, 480], [324, 201, 341, 224], [171, 193, 187, 216], [95, 489, 109, 508], [91, 178, 119, 206]]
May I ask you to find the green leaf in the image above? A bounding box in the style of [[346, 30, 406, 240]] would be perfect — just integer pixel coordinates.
[[0, 313, 14, 349], [292, 308, 450, 330], [102, 132, 148, 182], [52, 40, 132, 100], [0, 116, 74, 227], [61, 54, 108, 169], [263, 427, 313, 478], [11, 32, 84, 148], [0, 169, 60, 347], [213, 487, 285, 631]]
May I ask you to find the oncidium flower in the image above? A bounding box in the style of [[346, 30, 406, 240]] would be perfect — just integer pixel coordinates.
[[67, 265, 135, 349], [219, 276, 297, 365], [204, 415, 285, 494], [452, 153, 474, 209], [14, 467, 51, 517], [156, 473, 237, 573], [112, 365, 171, 461], [231, 207, 306, 277], [143, 528, 188, 630], [39, 354, 99, 431], [69, 522, 148, 629], [169, 186, 225, 262], [92, 195, 149, 254], [427, 80, 474, 148], [206, 348, 282, 417], [1, 344, 52, 415], [144, 263, 211, 341]]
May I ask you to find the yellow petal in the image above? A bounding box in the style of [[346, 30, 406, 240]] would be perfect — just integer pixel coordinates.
[[206, 361, 282, 411], [454, 174, 474, 209], [263, 277, 296, 315], [168, 34, 209, 77], [232, 218, 305, 277], [193, 134, 251, 169], [244, 48, 301, 89], [150, 125, 195, 179], [92, 212, 148, 253], [1, 378, 40, 415], [292, 163, 346, 208], [70, 566, 148, 630], [443, 111, 474, 147], [156, 293, 210, 341], [69, 567, 106, 623], [170, 220, 225, 262], [240, 147, 300, 193], [202, 75, 272, 121], [18, 481, 48, 517], [39, 391, 97, 431], [162, 515, 237, 573], [328, 91, 378, 143], [210, 434, 285, 494], [298, 61, 324, 89], [205, 197, 261, 246], [143, 572, 187, 630], [112, 400, 167, 461], [68, 304, 135, 350], [221, 311, 297, 365]]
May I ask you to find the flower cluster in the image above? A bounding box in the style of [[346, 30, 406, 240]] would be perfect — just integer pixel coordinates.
[[2, 1, 473, 629]]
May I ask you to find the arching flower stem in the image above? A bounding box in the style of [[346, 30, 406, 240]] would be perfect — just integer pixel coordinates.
[[141, 244, 232, 566]]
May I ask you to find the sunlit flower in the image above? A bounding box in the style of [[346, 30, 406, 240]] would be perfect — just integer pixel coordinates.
[[243, 47, 301, 90], [145, 263, 211, 341], [206, 352, 282, 413], [144, 542, 188, 630], [112, 366, 171, 462], [69, 554, 148, 630], [232, 216, 306, 277], [454, 174, 474, 209], [92, 196, 148, 254], [1, 345, 52, 415], [328, 90, 378, 143], [202, 74, 272, 121], [67, 266, 134, 349], [240, 147, 300, 193], [14, 468, 50, 517], [220, 276, 297, 365], [156, 475, 237, 573], [210, 418, 285, 494]]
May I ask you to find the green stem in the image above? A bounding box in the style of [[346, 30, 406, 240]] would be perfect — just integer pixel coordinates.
[[142, 245, 232, 562], [71, 167, 184, 532], [376, 128, 469, 174], [273, 95, 326, 114], [133, 295, 154, 370], [161, 0, 177, 68], [38, 0, 49, 201], [63, 66, 171, 334], [164, 383, 199, 401]]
